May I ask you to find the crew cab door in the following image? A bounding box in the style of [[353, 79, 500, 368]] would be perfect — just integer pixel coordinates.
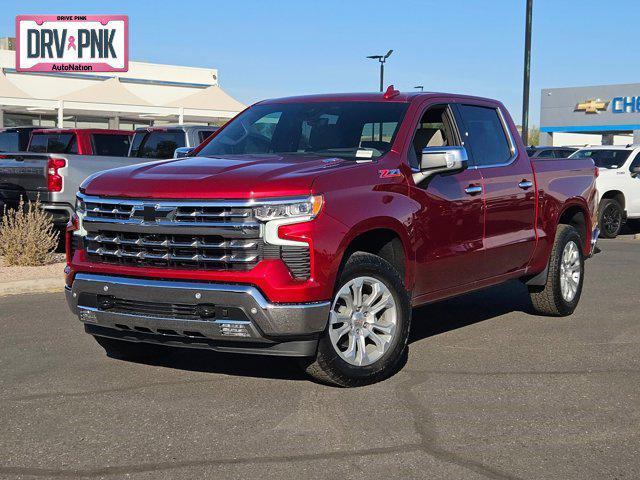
[[408, 102, 486, 296], [625, 151, 640, 216], [455, 102, 536, 277]]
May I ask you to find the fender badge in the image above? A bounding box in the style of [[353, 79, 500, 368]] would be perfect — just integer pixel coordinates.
[[378, 169, 402, 178]]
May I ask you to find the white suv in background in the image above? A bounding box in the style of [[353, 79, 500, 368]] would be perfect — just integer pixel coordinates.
[[570, 145, 640, 238]]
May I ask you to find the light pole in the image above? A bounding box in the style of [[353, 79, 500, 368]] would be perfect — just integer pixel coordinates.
[[366, 50, 393, 92], [521, 0, 533, 145], [414, 85, 424, 92]]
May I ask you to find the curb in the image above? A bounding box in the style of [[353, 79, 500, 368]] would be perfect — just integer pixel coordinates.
[[0, 277, 65, 297]]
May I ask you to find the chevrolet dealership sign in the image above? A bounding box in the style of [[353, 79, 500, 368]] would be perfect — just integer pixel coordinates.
[[16, 15, 128, 72], [541, 83, 640, 134], [575, 96, 640, 114]]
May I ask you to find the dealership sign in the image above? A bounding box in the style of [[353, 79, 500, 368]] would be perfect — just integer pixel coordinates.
[[575, 96, 640, 115], [16, 15, 128, 72]]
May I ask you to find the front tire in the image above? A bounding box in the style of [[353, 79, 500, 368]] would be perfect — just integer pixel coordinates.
[[528, 224, 584, 316], [599, 199, 623, 238], [302, 252, 411, 387]]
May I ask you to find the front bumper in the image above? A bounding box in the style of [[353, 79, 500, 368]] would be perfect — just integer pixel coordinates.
[[66, 273, 330, 357]]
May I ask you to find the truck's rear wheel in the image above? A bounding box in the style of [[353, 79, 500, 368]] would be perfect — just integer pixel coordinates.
[[599, 199, 623, 238], [93, 336, 167, 361], [528, 224, 584, 316], [302, 252, 411, 387]]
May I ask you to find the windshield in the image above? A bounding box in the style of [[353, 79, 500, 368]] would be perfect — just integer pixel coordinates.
[[196, 101, 409, 160], [569, 149, 632, 169]]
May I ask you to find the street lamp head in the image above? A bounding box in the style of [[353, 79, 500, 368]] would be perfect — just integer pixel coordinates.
[[384, 49, 393, 59], [366, 55, 383, 60]]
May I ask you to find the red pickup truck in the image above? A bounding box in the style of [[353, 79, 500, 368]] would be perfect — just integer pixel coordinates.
[[28, 128, 132, 156], [65, 89, 598, 386]]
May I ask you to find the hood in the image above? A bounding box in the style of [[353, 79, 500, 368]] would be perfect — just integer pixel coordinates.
[[83, 154, 353, 199]]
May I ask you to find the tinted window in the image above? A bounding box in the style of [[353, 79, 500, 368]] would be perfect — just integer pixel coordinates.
[[197, 102, 409, 160], [458, 105, 512, 166], [569, 149, 631, 169], [28, 133, 75, 153], [629, 153, 640, 172], [0, 132, 19, 152], [92, 134, 131, 156], [537, 149, 555, 158], [134, 131, 185, 159], [198, 130, 216, 143]]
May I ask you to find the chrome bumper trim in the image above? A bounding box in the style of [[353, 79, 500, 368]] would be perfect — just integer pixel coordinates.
[[67, 274, 330, 340]]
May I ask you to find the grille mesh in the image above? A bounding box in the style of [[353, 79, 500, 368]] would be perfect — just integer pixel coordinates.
[[281, 246, 311, 280]]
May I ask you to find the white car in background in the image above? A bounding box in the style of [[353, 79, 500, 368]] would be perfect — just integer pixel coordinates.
[[569, 145, 640, 238]]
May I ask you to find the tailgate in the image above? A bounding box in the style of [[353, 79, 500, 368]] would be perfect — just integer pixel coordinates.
[[0, 153, 51, 204]]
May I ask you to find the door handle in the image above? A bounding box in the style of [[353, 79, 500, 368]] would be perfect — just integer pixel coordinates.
[[518, 180, 533, 189], [464, 185, 483, 195]]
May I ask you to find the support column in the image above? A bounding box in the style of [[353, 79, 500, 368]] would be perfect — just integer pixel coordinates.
[[108, 115, 120, 129], [178, 107, 184, 125], [57, 100, 64, 128], [633, 130, 640, 145], [602, 133, 614, 146], [540, 131, 553, 146], [0, 108, 4, 127]]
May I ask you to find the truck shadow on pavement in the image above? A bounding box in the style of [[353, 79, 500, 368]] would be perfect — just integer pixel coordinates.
[[409, 279, 533, 343], [126, 280, 533, 382]]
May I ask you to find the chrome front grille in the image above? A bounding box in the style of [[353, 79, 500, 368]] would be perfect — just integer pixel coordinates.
[[81, 196, 256, 226], [79, 195, 263, 271], [84, 231, 261, 270]]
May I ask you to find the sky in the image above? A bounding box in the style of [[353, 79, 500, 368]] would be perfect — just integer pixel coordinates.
[[2, 0, 639, 126]]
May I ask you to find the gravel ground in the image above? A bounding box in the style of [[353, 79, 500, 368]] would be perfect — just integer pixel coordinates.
[[0, 254, 65, 283]]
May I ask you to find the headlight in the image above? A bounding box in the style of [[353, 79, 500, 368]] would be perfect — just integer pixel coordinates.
[[254, 195, 323, 222]]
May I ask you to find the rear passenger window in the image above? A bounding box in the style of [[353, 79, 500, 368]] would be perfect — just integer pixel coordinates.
[[92, 134, 131, 156], [458, 105, 512, 166]]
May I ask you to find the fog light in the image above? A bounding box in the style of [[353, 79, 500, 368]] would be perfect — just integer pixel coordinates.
[[219, 323, 250, 337]]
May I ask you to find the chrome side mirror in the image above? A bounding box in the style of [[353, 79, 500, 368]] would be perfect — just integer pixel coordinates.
[[413, 146, 468, 184], [174, 147, 194, 159]]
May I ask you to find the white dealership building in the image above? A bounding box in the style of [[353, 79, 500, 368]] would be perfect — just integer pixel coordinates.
[[0, 38, 244, 130]]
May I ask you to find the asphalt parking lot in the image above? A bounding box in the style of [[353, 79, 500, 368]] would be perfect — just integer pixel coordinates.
[[0, 235, 638, 480]]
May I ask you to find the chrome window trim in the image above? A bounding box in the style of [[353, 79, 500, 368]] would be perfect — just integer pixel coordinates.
[[463, 105, 519, 170]]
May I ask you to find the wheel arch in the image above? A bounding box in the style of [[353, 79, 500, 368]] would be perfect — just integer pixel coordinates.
[[601, 190, 625, 210], [335, 219, 413, 291], [558, 203, 591, 254]]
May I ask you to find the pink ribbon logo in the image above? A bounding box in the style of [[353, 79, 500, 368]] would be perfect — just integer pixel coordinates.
[[67, 36, 77, 50]]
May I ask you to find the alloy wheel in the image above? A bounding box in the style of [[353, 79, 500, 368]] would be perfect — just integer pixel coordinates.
[[328, 276, 398, 367]]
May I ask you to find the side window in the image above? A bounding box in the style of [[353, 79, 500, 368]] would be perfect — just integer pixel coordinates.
[[198, 130, 215, 143], [68, 136, 78, 154], [92, 134, 131, 156], [537, 149, 555, 158], [408, 105, 458, 169], [138, 131, 185, 159], [458, 105, 512, 166], [629, 152, 640, 172]]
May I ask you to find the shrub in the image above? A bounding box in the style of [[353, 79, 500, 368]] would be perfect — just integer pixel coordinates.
[[0, 197, 60, 266]]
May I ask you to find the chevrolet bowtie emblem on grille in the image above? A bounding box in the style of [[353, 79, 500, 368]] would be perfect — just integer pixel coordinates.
[[130, 204, 174, 223], [575, 98, 608, 114]]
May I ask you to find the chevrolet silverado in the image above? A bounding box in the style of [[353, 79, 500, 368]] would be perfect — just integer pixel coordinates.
[[65, 88, 599, 386]]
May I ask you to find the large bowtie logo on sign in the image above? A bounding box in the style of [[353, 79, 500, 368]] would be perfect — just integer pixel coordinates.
[[16, 15, 128, 72]]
